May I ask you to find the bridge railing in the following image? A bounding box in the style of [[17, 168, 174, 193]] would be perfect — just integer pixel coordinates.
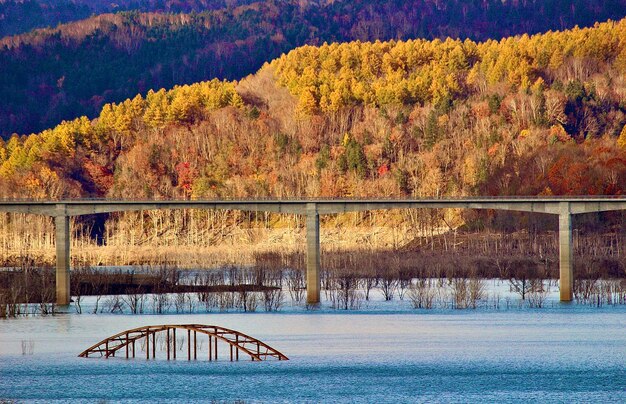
[[1, 195, 626, 203]]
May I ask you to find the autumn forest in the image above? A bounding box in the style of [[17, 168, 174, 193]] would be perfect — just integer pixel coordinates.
[[2, 19, 626, 200]]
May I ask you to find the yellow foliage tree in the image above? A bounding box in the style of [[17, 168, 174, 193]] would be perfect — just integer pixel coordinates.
[[297, 87, 319, 116], [617, 125, 626, 148]]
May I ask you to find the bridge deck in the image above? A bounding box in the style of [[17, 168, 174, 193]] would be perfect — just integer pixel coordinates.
[[0, 197, 626, 215]]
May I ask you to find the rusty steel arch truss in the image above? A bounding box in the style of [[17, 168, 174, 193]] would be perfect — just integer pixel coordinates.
[[78, 324, 288, 361]]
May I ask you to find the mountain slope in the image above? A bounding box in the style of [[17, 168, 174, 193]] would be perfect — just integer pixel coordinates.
[[2, 0, 626, 136], [1, 19, 625, 201]]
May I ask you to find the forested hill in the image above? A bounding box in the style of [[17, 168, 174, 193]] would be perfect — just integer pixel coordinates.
[[1, 20, 625, 201], [0, 0, 255, 36], [2, 0, 626, 137]]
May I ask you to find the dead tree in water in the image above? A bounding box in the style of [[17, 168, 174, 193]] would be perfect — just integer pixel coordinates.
[[330, 269, 361, 310], [380, 274, 398, 301], [496, 257, 546, 301]]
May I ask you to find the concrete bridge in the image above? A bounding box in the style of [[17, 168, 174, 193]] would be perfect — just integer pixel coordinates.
[[1, 197, 625, 306]]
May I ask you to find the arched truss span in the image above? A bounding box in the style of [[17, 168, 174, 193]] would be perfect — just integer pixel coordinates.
[[79, 324, 288, 361]]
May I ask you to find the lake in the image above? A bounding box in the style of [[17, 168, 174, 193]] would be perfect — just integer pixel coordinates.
[[1, 286, 625, 403]]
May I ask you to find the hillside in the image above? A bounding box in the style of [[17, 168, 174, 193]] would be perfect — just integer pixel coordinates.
[[1, 19, 625, 205], [0, 0, 254, 36], [2, 0, 626, 136]]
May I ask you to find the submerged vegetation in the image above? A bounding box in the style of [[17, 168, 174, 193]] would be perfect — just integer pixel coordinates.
[[2, 241, 626, 318]]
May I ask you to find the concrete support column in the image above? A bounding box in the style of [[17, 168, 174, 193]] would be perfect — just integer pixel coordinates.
[[559, 202, 573, 302], [55, 214, 71, 306], [306, 203, 320, 305]]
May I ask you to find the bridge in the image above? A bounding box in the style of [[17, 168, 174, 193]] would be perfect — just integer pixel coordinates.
[[79, 324, 288, 361], [1, 197, 625, 305]]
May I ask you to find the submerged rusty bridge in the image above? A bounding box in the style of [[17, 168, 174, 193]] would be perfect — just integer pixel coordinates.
[[79, 324, 288, 361], [1, 197, 626, 305]]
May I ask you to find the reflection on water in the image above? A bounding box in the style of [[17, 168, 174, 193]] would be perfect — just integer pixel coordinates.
[[1, 304, 625, 402]]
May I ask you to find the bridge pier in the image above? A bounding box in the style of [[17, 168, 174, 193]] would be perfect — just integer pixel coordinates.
[[559, 203, 573, 302], [55, 215, 71, 306], [306, 203, 320, 305]]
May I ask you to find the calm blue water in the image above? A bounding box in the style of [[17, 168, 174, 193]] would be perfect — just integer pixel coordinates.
[[1, 305, 625, 403]]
